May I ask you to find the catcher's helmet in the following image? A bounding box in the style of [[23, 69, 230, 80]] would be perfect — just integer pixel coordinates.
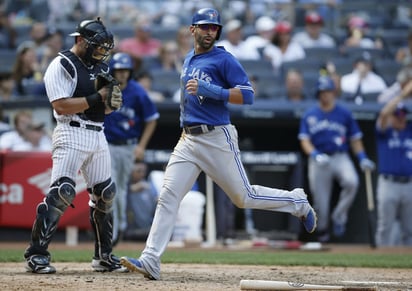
[[316, 75, 335, 98], [70, 17, 114, 66], [192, 8, 222, 40]]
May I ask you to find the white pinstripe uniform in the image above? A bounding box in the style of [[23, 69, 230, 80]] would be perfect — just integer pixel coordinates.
[[45, 54, 111, 189], [24, 17, 127, 274]]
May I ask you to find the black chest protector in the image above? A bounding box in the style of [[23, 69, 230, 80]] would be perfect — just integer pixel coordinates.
[[59, 50, 109, 122]]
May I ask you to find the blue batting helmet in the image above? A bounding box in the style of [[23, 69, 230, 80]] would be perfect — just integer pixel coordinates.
[[109, 52, 133, 71], [316, 75, 335, 98], [192, 8, 222, 40]]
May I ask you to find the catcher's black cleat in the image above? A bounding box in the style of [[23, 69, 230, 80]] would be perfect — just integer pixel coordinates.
[[91, 253, 128, 272], [25, 254, 56, 274]]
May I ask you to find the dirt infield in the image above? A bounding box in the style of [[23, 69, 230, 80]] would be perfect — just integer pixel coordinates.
[[1, 242, 411, 291]]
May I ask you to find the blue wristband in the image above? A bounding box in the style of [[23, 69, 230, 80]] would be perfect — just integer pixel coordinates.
[[310, 150, 320, 157], [356, 151, 367, 161], [197, 79, 229, 102]]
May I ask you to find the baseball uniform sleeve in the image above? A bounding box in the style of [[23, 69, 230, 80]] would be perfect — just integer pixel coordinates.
[[44, 56, 77, 103]]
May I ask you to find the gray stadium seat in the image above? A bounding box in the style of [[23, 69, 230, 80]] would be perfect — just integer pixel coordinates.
[[0, 49, 17, 72]]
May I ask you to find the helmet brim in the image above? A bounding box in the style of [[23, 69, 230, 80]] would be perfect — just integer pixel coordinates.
[[192, 20, 222, 26]]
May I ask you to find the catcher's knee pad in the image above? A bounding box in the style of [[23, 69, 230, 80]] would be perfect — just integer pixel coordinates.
[[47, 177, 76, 211], [29, 177, 76, 252], [89, 178, 116, 213]]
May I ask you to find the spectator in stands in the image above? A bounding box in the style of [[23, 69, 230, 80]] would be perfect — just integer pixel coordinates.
[[29, 21, 48, 55], [320, 60, 342, 97], [285, 69, 307, 102], [295, 0, 342, 29], [244, 15, 276, 54], [262, 21, 306, 73], [249, 74, 260, 98], [340, 52, 387, 104], [395, 30, 412, 66], [0, 71, 17, 101], [341, 15, 383, 52], [118, 19, 162, 60], [48, 0, 100, 25], [394, 4, 412, 28], [11, 41, 46, 97], [135, 71, 166, 103], [378, 66, 412, 104], [0, 110, 51, 151], [175, 25, 192, 64], [214, 182, 236, 245], [5, 0, 50, 24], [149, 40, 182, 73], [38, 28, 64, 74], [292, 11, 336, 49], [0, 106, 11, 136], [216, 19, 260, 60], [0, 9, 17, 49], [127, 161, 158, 234]]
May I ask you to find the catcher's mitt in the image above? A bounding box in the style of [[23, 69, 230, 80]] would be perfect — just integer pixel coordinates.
[[95, 72, 123, 110]]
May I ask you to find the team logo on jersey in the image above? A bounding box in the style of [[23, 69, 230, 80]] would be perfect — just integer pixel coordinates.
[[307, 115, 318, 125], [89, 67, 109, 80], [333, 136, 344, 146], [197, 95, 205, 104], [307, 116, 346, 135], [185, 67, 212, 104]]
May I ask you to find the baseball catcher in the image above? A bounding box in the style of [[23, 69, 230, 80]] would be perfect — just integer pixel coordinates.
[[24, 16, 127, 274]]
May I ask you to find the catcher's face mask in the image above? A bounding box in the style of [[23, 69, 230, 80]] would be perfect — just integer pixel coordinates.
[[72, 17, 114, 66], [84, 32, 114, 66], [89, 40, 113, 62]]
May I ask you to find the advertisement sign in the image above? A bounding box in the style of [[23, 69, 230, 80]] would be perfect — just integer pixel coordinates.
[[0, 151, 91, 229]]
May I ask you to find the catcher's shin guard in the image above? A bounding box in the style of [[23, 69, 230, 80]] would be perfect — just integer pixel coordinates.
[[88, 178, 116, 258], [25, 177, 76, 258]]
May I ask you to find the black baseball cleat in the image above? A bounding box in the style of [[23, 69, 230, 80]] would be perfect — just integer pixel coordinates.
[[92, 253, 128, 272], [25, 254, 56, 274]]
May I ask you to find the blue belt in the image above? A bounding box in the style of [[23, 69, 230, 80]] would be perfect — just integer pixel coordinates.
[[109, 138, 138, 145], [382, 174, 412, 184], [183, 124, 215, 135], [323, 151, 345, 155]]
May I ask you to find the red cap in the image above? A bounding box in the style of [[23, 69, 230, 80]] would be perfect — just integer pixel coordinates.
[[305, 12, 323, 25], [275, 21, 292, 33]]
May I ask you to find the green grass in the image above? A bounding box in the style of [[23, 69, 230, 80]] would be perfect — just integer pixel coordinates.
[[2, 249, 411, 269]]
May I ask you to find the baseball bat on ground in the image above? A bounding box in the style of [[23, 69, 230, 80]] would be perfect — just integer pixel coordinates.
[[239, 280, 377, 290], [364, 169, 376, 248]]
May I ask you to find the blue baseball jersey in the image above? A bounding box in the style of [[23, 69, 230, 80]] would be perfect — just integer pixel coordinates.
[[104, 80, 159, 142], [298, 103, 363, 154], [376, 123, 412, 176], [179, 46, 254, 126]]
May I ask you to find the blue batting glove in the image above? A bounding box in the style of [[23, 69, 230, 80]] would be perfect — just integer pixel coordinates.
[[360, 158, 375, 171], [357, 151, 375, 171]]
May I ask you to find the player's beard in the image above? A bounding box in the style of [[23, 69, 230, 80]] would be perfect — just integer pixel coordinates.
[[196, 34, 216, 51]]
